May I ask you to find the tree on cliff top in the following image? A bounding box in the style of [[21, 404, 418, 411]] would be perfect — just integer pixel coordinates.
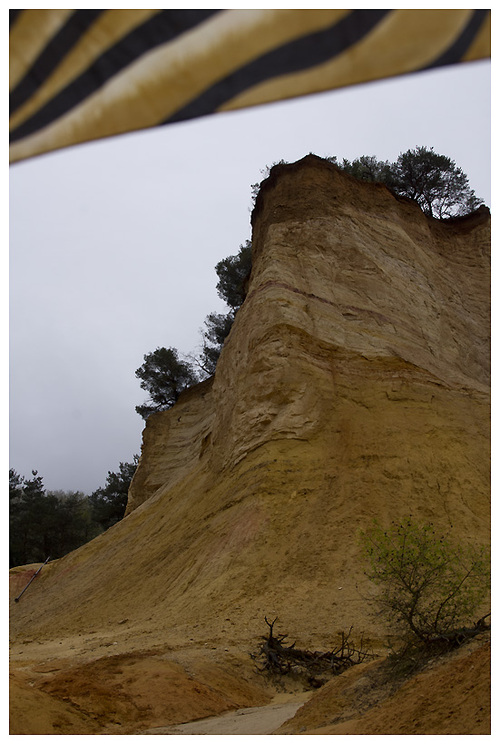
[[252, 148, 484, 219], [197, 239, 253, 375], [328, 146, 483, 219], [134, 243, 251, 416], [135, 347, 199, 420], [198, 310, 237, 377], [214, 239, 252, 310]]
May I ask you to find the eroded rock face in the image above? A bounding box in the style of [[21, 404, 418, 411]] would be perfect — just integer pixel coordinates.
[[14, 156, 489, 647], [129, 155, 490, 519], [116, 156, 489, 640], [126, 378, 214, 514]]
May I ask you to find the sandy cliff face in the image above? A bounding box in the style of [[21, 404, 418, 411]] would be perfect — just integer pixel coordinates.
[[11, 155, 490, 650], [129, 155, 489, 508]]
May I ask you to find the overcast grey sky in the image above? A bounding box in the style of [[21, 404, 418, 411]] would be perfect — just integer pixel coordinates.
[[9, 59, 491, 494]]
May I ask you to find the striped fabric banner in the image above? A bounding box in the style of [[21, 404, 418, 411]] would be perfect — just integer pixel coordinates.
[[9, 9, 490, 163]]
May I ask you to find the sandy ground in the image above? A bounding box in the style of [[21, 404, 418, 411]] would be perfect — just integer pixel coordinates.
[[277, 636, 491, 736], [10, 563, 490, 736], [141, 693, 311, 735], [10, 627, 490, 735], [9, 643, 276, 735]]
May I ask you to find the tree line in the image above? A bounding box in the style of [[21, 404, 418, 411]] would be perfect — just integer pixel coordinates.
[[9, 458, 138, 568], [135, 146, 484, 418]]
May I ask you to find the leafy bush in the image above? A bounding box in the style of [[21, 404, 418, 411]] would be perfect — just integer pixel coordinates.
[[360, 517, 490, 646]]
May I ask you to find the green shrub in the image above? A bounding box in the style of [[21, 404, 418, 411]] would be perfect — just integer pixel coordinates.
[[360, 517, 490, 645]]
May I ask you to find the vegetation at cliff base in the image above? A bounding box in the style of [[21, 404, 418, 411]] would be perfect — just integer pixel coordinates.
[[9, 459, 138, 567], [360, 517, 490, 650], [88, 457, 139, 532]]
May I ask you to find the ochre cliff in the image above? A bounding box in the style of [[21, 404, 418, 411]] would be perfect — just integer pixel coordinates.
[[128, 156, 489, 519], [11, 155, 490, 678]]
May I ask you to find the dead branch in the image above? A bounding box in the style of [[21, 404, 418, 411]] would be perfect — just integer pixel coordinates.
[[425, 612, 491, 650], [253, 618, 375, 687]]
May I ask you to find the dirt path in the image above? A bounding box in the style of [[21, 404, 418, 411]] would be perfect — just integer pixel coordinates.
[[141, 693, 311, 735]]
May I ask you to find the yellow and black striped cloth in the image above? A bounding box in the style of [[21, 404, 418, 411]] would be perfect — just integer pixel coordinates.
[[9, 9, 490, 163]]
